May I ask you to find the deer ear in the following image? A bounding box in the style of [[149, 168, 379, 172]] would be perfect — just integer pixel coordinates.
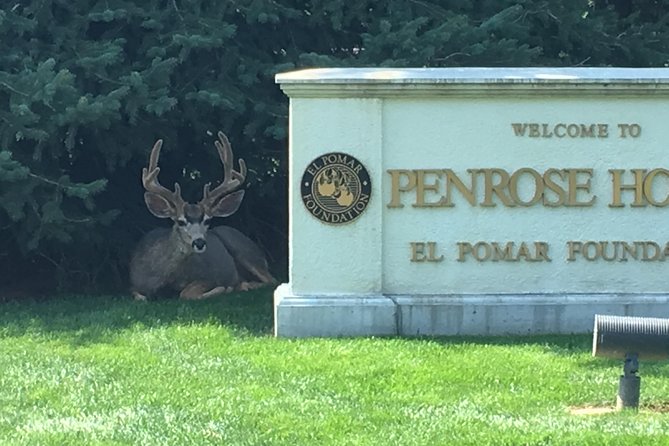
[[209, 190, 245, 217], [144, 192, 176, 218]]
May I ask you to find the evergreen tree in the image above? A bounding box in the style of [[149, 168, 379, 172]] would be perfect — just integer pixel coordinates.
[[1, 0, 669, 292]]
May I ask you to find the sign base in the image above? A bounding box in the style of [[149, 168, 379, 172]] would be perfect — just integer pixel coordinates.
[[274, 284, 669, 337]]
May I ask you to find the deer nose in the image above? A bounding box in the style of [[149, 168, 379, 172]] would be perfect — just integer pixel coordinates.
[[192, 238, 206, 252]]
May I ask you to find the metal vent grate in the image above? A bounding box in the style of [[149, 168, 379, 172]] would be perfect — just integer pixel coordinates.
[[593, 314, 669, 360]]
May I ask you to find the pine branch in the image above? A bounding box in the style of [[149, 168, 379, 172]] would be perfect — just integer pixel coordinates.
[[27, 172, 62, 188], [172, 0, 184, 21], [0, 81, 29, 97]]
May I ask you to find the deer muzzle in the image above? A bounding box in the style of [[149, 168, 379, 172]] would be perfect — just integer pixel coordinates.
[[192, 238, 206, 253]]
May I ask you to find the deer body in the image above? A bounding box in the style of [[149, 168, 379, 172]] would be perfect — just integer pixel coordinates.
[[130, 132, 273, 300]]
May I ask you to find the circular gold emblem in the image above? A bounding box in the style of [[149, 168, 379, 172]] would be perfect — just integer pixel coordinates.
[[301, 152, 372, 225]]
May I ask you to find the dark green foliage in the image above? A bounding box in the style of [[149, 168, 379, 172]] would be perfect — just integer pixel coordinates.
[[1, 1, 669, 292]]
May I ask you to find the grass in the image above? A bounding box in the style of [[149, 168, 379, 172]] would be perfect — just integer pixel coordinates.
[[0, 291, 668, 445]]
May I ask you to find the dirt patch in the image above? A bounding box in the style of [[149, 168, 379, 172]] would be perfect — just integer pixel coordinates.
[[569, 406, 617, 416], [570, 402, 669, 415], [642, 402, 669, 413]]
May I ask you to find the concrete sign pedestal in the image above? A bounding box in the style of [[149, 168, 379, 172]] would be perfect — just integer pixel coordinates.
[[274, 68, 669, 337]]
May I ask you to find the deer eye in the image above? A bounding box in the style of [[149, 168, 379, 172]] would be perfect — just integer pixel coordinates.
[[177, 220, 187, 227]]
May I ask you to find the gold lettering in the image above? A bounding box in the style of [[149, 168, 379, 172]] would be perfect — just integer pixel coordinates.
[[512, 123, 610, 138], [567, 241, 666, 262], [492, 242, 516, 262], [387, 166, 669, 210], [582, 241, 600, 261], [509, 168, 543, 207], [618, 123, 642, 138], [511, 123, 528, 136], [600, 241, 617, 261], [621, 242, 638, 261], [598, 124, 609, 138], [415, 169, 444, 207], [609, 169, 646, 207], [555, 123, 567, 138], [566, 241, 582, 261], [445, 169, 477, 206], [541, 123, 553, 138], [457, 242, 472, 262], [410, 242, 426, 262], [387, 169, 416, 208], [643, 168, 669, 207], [642, 241, 662, 261], [542, 168, 567, 207], [473, 242, 492, 261], [580, 124, 595, 138], [516, 242, 533, 261], [411, 242, 444, 262], [481, 168, 514, 207], [459, 241, 551, 262], [426, 242, 444, 262], [567, 124, 580, 137], [566, 168, 596, 207], [529, 124, 540, 137], [534, 242, 552, 262]]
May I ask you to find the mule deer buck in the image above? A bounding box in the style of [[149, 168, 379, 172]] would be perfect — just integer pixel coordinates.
[[130, 131, 274, 300]]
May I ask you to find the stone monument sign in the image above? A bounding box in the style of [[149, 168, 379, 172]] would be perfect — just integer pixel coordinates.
[[274, 67, 669, 337]]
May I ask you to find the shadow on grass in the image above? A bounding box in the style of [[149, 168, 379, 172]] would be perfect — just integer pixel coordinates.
[[424, 333, 593, 352], [0, 288, 275, 344], [3, 292, 668, 379], [405, 334, 669, 378]]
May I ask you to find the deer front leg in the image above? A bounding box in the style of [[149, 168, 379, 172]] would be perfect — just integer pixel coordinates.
[[132, 291, 148, 301], [179, 282, 210, 300], [180, 282, 233, 299], [237, 281, 267, 292], [200, 286, 234, 299]]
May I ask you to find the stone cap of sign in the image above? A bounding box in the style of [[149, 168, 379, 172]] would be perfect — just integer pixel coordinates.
[[276, 67, 669, 98]]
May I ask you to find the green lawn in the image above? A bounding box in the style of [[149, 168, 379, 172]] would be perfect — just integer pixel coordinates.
[[0, 291, 668, 446]]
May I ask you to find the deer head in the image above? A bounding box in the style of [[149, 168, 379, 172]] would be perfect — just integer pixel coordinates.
[[142, 131, 247, 253]]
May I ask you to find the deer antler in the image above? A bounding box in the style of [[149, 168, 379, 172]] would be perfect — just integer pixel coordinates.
[[142, 139, 186, 213], [201, 131, 247, 206]]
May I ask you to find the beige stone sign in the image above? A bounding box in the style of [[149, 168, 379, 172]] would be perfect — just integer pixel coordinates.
[[274, 67, 669, 337]]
